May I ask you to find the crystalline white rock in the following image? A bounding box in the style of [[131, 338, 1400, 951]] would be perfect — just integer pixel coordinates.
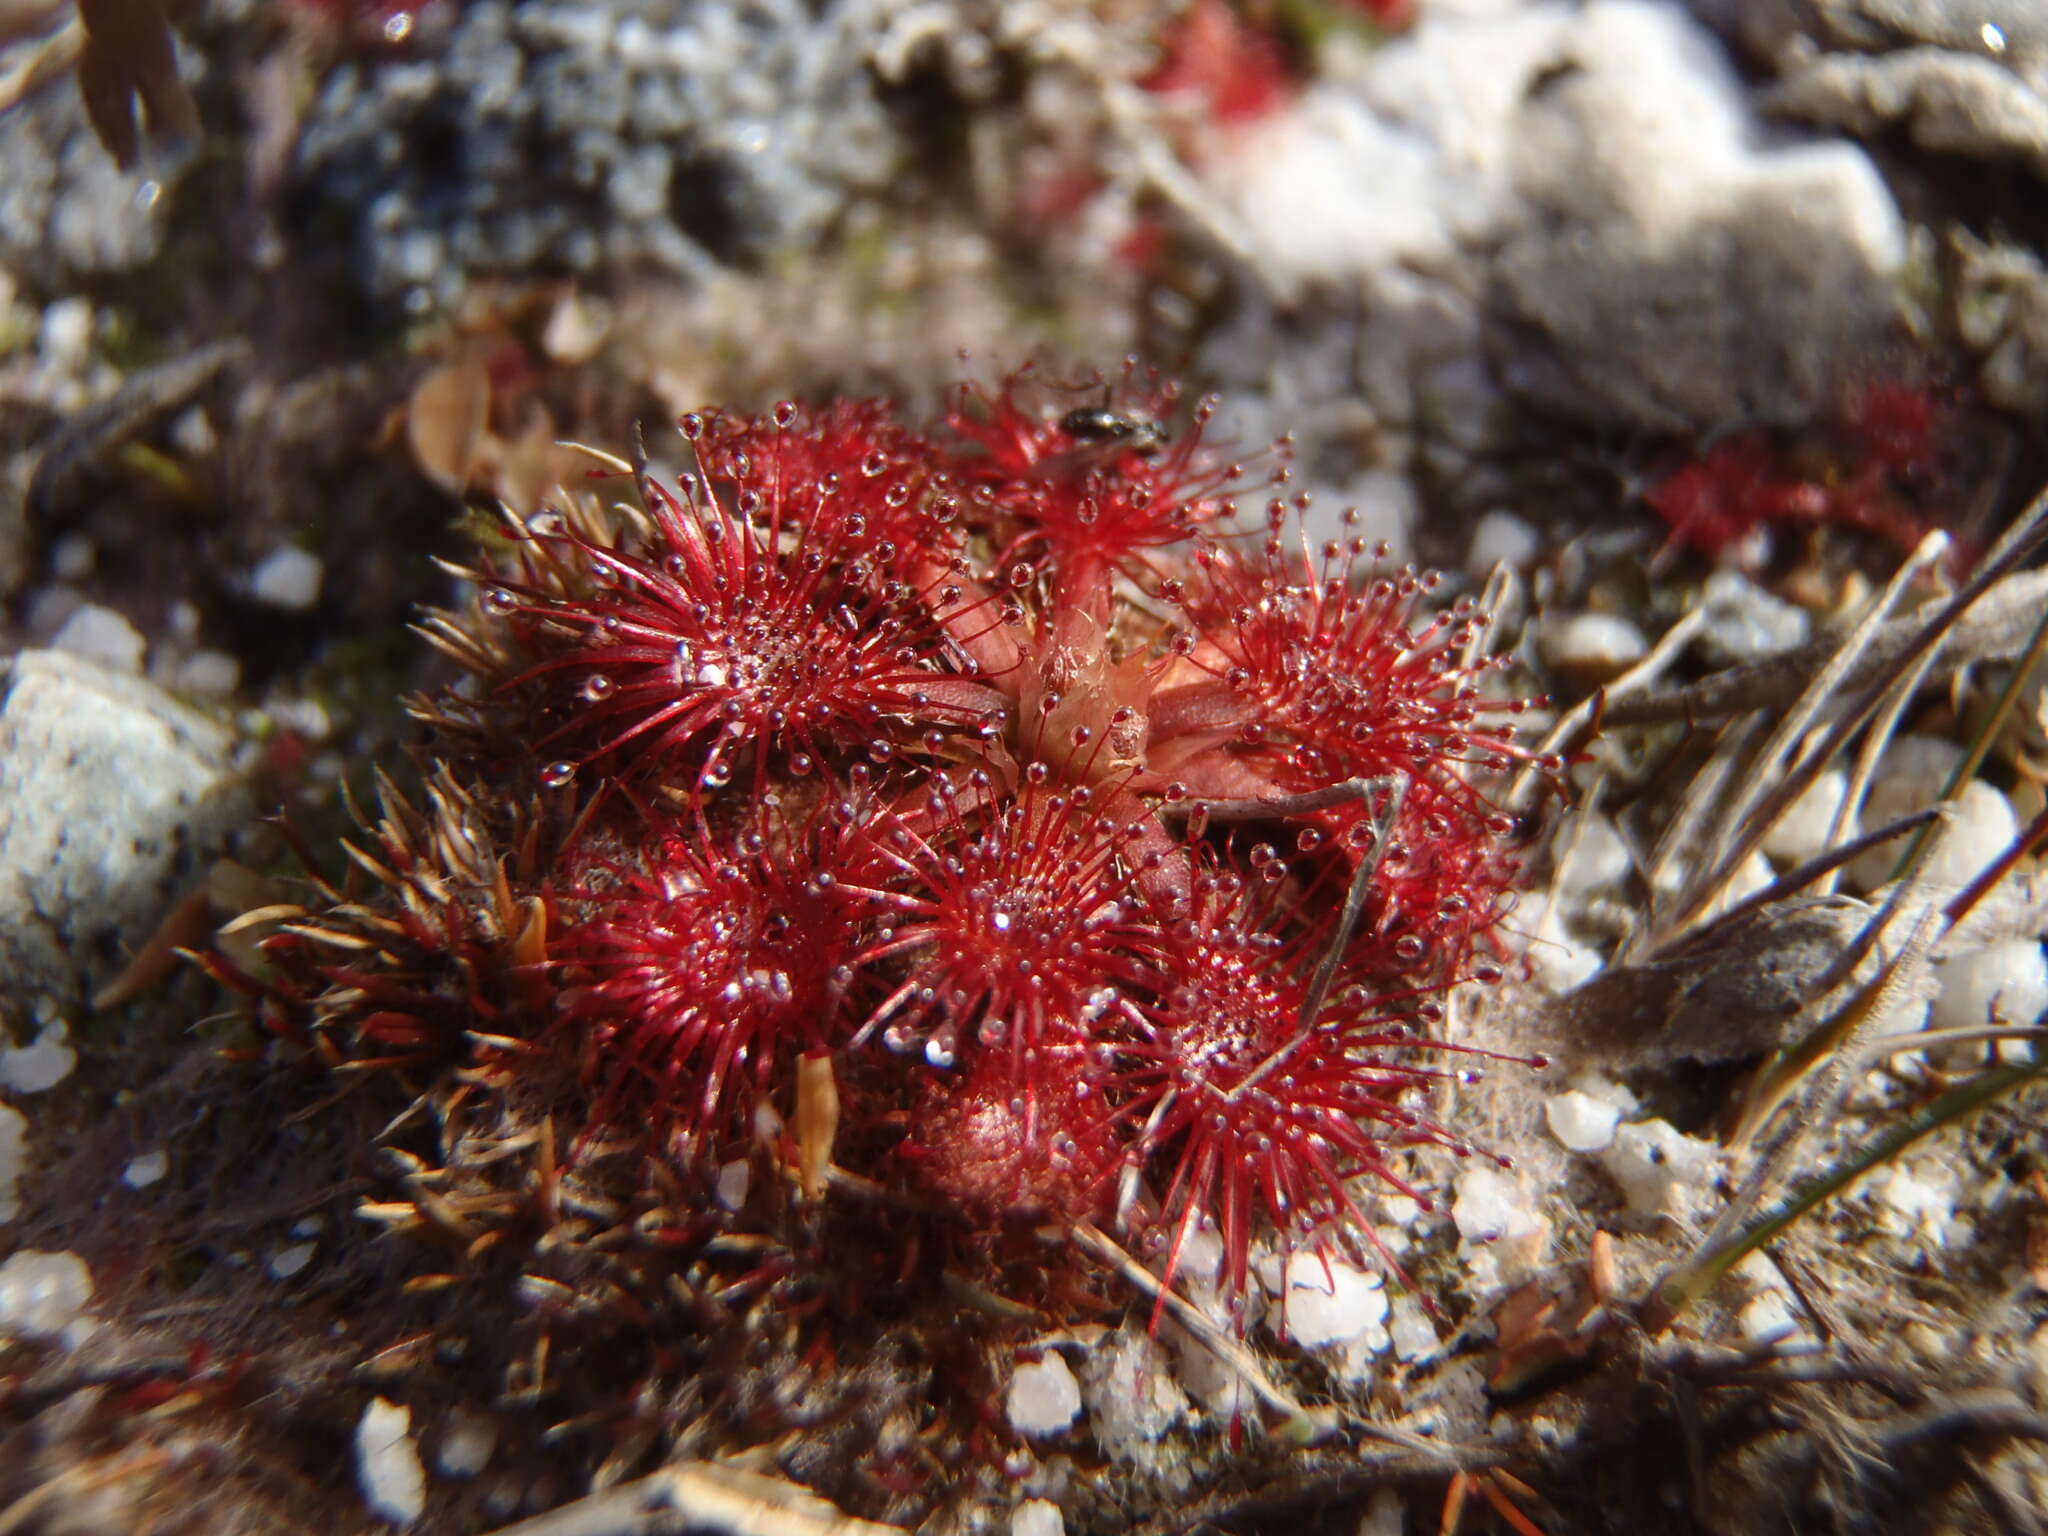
[[1556, 813, 1631, 897], [1737, 1290, 1801, 1348], [1699, 569, 1810, 663], [1601, 1120, 1717, 1217], [269, 1241, 317, 1279], [436, 1408, 498, 1479], [1540, 612, 1648, 676], [714, 1159, 750, 1211], [1931, 940, 2048, 1065], [1010, 1499, 1064, 1536], [356, 1397, 428, 1527], [0, 1102, 25, 1222], [1526, 909, 1600, 994], [1873, 1163, 1959, 1247], [1761, 768, 1849, 866], [1570, 1070, 1639, 1115], [39, 298, 95, 367], [1847, 736, 2009, 890], [1925, 781, 2020, 888], [170, 650, 242, 698], [0, 1250, 94, 1340], [1006, 1354, 1083, 1438], [1079, 1328, 1187, 1464], [51, 603, 146, 674], [1451, 1166, 1544, 1249], [1545, 1090, 1622, 1153], [0, 1022, 76, 1095], [122, 1150, 168, 1188], [1388, 1294, 1441, 1361], [1265, 1252, 1389, 1349], [250, 546, 326, 612], [1467, 509, 1541, 572]]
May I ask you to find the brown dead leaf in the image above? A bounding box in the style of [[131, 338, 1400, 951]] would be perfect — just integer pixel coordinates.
[[405, 355, 492, 494], [75, 0, 198, 168]]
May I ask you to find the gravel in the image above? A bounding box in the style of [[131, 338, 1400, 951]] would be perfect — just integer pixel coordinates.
[[0, 650, 250, 1003]]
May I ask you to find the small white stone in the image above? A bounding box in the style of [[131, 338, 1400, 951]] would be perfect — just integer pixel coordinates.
[[1847, 736, 1964, 889], [1761, 768, 1849, 866], [250, 546, 325, 611], [39, 297, 95, 367], [50, 536, 95, 580], [269, 1241, 317, 1279], [1699, 569, 1811, 663], [1569, 1070, 1639, 1115], [1527, 910, 1601, 993], [356, 1398, 428, 1527], [1078, 1327, 1187, 1464], [1873, 1162, 1958, 1247], [122, 1150, 168, 1188], [1541, 612, 1648, 678], [170, 406, 217, 457], [714, 1159, 750, 1211], [1602, 1119, 1716, 1217], [1736, 1290, 1800, 1348], [1451, 1167, 1548, 1274], [1467, 508, 1541, 571], [0, 1023, 76, 1094], [1388, 1294, 1441, 1361], [1010, 1499, 1064, 1536], [1266, 1251, 1389, 1348], [0, 1103, 25, 1222], [1930, 941, 2048, 1065], [0, 1250, 94, 1340], [1006, 1354, 1082, 1438], [50, 603, 146, 674], [435, 1408, 498, 1479], [1555, 812, 1631, 897], [1922, 780, 2019, 888], [171, 649, 241, 697], [1545, 1089, 1622, 1153]]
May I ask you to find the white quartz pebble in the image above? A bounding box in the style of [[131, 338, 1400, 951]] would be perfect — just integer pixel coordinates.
[[1555, 812, 1631, 897], [1467, 509, 1541, 571], [1268, 1251, 1388, 1348], [1006, 1354, 1082, 1438], [1760, 768, 1848, 866], [1601, 1119, 1716, 1217], [1931, 940, 2048, 1064], [250, 547, 325, 611], [356, 1398, 427, 1527], [0, 1250, 94, 1340], [1545, 1090, 1622, 1153], [1541, 612, 1648, 678]]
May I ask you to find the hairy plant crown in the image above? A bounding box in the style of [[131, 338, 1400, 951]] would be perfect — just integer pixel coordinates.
[[252, 364, 1544, 1315]]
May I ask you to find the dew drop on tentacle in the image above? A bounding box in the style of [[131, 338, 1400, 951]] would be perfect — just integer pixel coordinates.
[[540, 760, 577, 788], [483, 587, 519, 615]]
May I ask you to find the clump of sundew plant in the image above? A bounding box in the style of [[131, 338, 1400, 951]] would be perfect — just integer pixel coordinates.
[[207, 362, 1549, 1521]]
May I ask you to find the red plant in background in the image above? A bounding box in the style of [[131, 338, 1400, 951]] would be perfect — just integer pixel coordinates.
[[1141, 0, 1297, 127], [1642, 379, 1957, 565]]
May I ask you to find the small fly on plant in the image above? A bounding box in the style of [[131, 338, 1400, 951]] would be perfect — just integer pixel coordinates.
[[1058, 405, 1167, 456]]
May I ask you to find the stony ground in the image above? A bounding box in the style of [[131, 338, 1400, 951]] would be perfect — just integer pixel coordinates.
[[4, 1, 2048, 1533]]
